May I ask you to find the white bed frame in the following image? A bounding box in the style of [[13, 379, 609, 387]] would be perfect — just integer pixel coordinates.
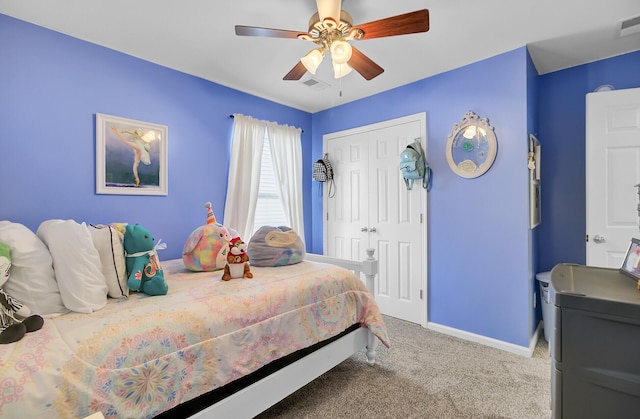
[[190, 249, 380, 419]]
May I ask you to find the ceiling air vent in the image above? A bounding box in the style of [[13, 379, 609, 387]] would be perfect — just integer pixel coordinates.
[[619, 15, 640, 38], [300, 77, 330, 91]]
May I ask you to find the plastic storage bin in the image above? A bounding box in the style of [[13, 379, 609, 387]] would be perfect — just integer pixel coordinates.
[[536, 271, 553, 343]]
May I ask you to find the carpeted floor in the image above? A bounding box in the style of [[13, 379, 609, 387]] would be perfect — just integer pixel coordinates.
[[257, 315, 551, 419]]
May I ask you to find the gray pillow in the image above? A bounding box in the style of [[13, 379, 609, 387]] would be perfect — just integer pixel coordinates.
[[247, 226, 305, 267]]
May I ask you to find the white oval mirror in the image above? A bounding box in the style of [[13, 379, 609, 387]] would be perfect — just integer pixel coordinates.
[[446, 111, 497, 178]]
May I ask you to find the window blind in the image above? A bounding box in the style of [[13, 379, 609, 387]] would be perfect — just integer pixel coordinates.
[[253, 133, 287, 235]]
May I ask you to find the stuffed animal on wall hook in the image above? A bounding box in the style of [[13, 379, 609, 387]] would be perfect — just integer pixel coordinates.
[[0, 242, 44, 344], [222, 237, 253, 281]]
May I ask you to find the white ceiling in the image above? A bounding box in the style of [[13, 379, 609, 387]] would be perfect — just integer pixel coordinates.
[[2, 0, 639, 113]]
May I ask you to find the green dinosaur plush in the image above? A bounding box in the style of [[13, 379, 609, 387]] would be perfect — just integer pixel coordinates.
[[0, 242, 44, 344], [123, 224, 168, 296]]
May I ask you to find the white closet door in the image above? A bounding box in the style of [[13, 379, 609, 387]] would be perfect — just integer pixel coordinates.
[[324, 113, 426, 325], [325, 132, 369, 261], [367, 120, 424, 324]]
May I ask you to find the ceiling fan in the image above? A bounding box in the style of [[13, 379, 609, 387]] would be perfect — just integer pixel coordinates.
[[235, 0, 429, 81]]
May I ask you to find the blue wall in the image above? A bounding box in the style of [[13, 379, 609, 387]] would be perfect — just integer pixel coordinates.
[[537, 50, 640, 271], [527, 51, 541, 337], [312, 48, 533, 346], [3, 12, 640, 348], [0, 14, 312, 261]]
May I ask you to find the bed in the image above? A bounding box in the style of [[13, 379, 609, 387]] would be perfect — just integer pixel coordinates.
[[0, 220, 388, 419]]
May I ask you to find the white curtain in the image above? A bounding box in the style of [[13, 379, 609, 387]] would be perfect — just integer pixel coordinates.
[[266, 120, 305, 241], [223, 114, 265, 239], [223, 114, 304, 241]]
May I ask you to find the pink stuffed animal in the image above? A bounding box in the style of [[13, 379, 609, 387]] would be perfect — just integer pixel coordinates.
[[182, 203, 235, 271]]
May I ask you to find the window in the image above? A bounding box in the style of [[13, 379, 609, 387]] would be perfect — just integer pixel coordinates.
[[253, 132, 288, 235], [225, 113, 303, 242]]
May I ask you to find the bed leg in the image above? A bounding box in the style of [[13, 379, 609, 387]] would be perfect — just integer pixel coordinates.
[[362, 248, 379, 365], [364, 329, 379, 365]]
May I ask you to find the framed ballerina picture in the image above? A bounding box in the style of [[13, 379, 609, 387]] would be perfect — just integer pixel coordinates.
[[96, 113, 168, 195]]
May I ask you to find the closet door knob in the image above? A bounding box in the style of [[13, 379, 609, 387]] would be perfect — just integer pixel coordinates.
[[368, 227, 377, 233], [361, 227, 368, 232]]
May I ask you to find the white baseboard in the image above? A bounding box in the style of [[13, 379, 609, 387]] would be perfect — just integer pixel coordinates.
[[426, 321, 543, 357]]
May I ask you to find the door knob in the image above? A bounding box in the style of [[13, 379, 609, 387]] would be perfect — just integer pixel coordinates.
[[361, 227, 368, 232], [368, 227, 377, 233], [593, 234, 606, 243]]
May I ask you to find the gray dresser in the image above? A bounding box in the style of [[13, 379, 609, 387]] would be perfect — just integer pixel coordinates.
[[550, 263, 640, 418]]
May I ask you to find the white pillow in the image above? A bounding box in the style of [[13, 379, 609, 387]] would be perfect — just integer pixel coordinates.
[[88, 224, 129, 299], [37, 220, 108, 313], [0, 221, 68, 316]]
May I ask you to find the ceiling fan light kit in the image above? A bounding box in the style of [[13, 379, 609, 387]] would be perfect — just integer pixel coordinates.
[[333, 62, 352, 78], [301, 49, 325, 74], [330, 40, 352, 65], [235, 0, 430, 82]]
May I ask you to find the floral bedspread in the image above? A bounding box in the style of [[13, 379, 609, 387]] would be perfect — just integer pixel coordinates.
[[0, 259, 389, 418]]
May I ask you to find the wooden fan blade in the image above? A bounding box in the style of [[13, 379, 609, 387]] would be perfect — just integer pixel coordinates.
[[348, 46, 384, 80], [283, 61, 308, 80], [352, 9, 429, 40], [235, 25, 305, 39]]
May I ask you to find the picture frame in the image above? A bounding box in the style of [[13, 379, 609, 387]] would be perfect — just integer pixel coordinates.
[[529, 134, 541, 229], [96, 113, 168, 195], [620, 238, 640, 281]]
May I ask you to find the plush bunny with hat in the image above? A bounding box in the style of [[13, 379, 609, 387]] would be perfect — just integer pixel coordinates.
[[182, 202, 236, 272], [0, 242, 44, 344]]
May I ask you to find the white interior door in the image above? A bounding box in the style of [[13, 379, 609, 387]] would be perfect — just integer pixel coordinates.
[[586, 87, 640, 268], [325, 132, 369, 260], [324, 113, 427, 325]]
